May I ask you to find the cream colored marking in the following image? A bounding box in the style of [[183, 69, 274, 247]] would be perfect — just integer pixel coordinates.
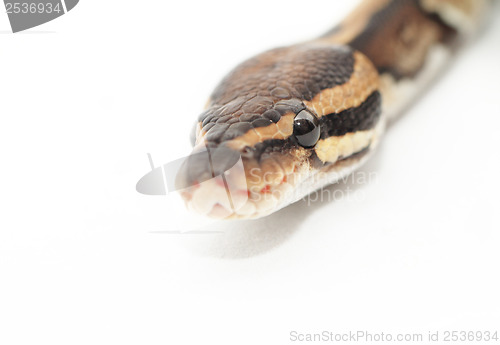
[[194, 122, 203, 144], [225, 112, 295, 151], [420, 0, 488, 33], [203, 98, 212, 110], [315, 129, 376, 163], [194, 112, 293, 149], [303, 51, 379, 117]]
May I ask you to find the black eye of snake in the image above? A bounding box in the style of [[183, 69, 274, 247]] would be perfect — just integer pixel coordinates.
[[293, 110, 320, 148]]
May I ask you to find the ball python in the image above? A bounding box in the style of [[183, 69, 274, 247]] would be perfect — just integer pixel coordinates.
[[175, 0, 489, 219]]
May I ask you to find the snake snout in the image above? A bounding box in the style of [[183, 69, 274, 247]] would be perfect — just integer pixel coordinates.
[[175, 144, 242, 190], [176, 144, 255, 218]]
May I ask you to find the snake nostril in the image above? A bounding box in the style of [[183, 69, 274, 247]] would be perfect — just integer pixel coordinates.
[[242, 146, 254, 157], [174, 144, 241, 191], [293, 109, 321, 148]]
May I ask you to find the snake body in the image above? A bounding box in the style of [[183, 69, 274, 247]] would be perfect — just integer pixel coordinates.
[[178, 0, 489, 219]]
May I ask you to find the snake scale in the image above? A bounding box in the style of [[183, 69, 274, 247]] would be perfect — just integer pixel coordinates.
[[174, 0, 489, 219]]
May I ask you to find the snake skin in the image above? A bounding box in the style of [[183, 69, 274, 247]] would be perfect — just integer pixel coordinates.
[[198, 45, 356, 145], [175, 0, 489, 219]]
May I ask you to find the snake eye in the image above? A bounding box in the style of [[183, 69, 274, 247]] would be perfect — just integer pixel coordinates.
[[293, 110, 320, 148]]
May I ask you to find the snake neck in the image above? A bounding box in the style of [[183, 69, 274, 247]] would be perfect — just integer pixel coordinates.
[[317, 0, 489, 121]]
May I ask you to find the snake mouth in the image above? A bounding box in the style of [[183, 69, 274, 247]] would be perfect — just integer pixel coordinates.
[[178, 155, 301, 220], [175, 136, 305, 219]]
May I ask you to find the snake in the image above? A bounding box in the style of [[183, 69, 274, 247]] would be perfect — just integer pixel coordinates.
[[174, 0, 489, 219]]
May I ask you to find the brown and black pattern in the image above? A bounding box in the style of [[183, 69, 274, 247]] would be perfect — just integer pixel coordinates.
[[319, 91, 382, 139], [183, 40, 383, 187], [197, 44, 356, 145], [322, 0, 459, 80], [183, 36, 384, 191]]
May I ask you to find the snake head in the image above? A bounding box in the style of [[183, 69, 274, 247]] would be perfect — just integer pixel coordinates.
[[176, 43, 383, 219]]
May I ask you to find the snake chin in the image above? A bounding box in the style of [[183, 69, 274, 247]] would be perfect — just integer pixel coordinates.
[[179, 148, 373, 220], [179, 158, 305, 220], [179, 151, 370, 220]]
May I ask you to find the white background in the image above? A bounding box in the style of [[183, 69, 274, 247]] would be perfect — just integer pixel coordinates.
[[1, 1, 499, 344]]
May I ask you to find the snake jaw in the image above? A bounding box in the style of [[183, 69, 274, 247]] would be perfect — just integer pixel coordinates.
[[178, 147, 305, 219]]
